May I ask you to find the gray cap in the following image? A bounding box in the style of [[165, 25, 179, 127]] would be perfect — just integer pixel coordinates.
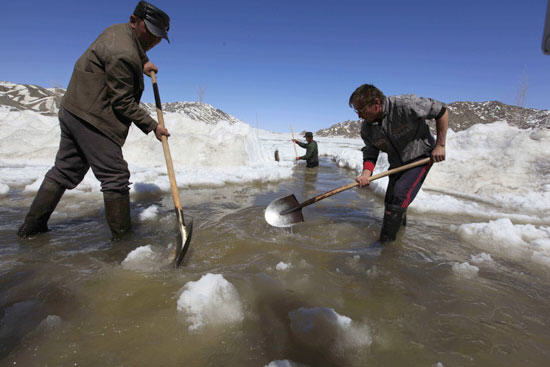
[[134, 1, 170, 43], [304, 132, 313, 138]]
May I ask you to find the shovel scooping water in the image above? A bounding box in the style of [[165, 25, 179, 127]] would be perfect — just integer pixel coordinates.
[[265, 158, 431, 227], [151, 71, 193, 267]]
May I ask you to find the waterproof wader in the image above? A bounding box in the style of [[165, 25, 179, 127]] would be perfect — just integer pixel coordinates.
[[380, 161, 432, 242], [17, 177, 66, 238]]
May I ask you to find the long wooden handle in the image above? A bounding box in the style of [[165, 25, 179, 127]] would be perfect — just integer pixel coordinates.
[[151, 71, 182, 210], [290, 124, 299, 166], [299, 157, 431, 208]]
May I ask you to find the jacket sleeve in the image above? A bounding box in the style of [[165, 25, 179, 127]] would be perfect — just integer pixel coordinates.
[[360, 122, 379, 172], [296, 141, 307, 148], [404, 96, 446, 121], [105, 53, 158, 134], [361, 143, 379, 172]]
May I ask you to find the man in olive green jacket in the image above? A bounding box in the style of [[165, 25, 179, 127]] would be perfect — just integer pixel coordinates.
[[18, 1, 171, 240], [292, 132, 319, 168]]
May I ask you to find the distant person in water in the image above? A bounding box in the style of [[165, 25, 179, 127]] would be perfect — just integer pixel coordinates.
[[350, 84, 448, 243], [18, 1, 171, 240], [292, 132, 319, 168]]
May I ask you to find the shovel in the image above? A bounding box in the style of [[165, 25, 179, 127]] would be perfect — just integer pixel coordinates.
[[151, 71, 193, 267], [264, 157, 431, 227]]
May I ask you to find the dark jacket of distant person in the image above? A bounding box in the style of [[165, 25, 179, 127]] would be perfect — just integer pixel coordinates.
[[296, 137, 319, 168]]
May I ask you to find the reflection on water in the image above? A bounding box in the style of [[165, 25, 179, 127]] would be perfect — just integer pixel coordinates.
[[1, 159, 549, 366]]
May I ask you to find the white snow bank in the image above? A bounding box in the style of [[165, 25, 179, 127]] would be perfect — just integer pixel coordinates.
[[121, 245, 163, 272], [457, 218, 550, 267], [177, 273, 244, 331], [0, 109, 293, 194], [289, 307, 371, 353], [452, 262, 479, 279]]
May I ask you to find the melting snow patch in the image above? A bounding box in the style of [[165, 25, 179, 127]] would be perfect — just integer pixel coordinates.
[[452, 262, 479, 279], [121, 245, 162, 272], [139, 205, 159, 221], [177, 273, 244, 331], [276, 261, 291, 271], [289, 307, 371, 353]]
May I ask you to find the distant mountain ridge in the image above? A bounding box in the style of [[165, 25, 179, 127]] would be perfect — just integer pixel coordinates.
[[316, 100, 550, 138], [0, 81, 242, 125]]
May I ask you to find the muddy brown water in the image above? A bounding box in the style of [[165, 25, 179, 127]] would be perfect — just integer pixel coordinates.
[[1, 159, 549, 366]]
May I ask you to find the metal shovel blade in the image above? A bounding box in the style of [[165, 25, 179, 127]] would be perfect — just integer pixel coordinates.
[[264, 194, 304, 227], [172, 208, 193, 267]]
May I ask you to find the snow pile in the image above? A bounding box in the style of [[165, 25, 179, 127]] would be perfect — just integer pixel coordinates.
[[121, 245, 163, 272], [288, 307, 371, 353], [419, 122, 550, 221], [177, 273, 244, 331], [452, 262, 479, 279], [457, 219, 550, 267]]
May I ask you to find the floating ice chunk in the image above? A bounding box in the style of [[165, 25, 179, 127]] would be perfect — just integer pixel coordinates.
[[276, 261, 291, 271], [289, 307, 372, 353], [121, 245, 162, 272], [37, 315, 62, 332], [140, 205, 159, 221], [452, 262, 479, 279], [470, 252, 493, 264], [177, 273, 244, 331], [265, 360, 308, 367]]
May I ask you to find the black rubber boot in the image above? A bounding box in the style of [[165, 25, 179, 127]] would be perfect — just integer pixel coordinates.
[[103, 191, 131, 240], [379, 204, 406, 243], [17, 178, 66, 238], [402, 210, 407, 226]]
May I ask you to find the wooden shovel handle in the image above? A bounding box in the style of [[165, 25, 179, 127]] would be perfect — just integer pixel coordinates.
[[300, 157, 431, 208], [151, 71, 182, 210], [290, 124, 299, 166]]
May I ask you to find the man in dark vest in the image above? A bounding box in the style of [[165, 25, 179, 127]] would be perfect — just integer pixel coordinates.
[[18, 1, 171, 240], [350, 84, 448, 243], [292, 132, 319, 168]]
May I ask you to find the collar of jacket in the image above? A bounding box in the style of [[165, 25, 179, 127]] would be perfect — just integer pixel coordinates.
[[376, 98, 390, 123], [127, 23, 149, 64]]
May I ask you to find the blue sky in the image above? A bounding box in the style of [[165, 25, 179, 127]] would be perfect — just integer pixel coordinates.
[[2, 0, 549, 132]]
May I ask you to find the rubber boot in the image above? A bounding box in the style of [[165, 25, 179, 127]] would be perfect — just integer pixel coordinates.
[[379, 204, 405, 243], [402, 210, 407, 227], [17, 177, 66, 238], [103, 191, 132, 240]]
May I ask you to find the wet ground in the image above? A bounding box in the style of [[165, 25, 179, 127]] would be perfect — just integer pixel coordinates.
[[1, 158, 549, 366]]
